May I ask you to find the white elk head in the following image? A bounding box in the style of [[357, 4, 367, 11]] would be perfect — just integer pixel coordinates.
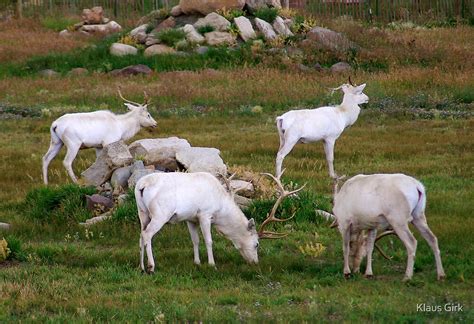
[[118, 88, 158, 128], [334, 77, 369, 106]]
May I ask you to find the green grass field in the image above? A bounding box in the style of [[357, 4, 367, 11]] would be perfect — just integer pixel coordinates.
[[0, 16, 473, 322]]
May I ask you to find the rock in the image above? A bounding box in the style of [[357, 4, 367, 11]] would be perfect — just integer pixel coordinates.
[[273, 16, 293, 37], [110, 43, 138, 56], [80, 212, 112, 226], [171, 5, 183, 16], [254, 18, 277, 40], [111, 166, 132, 190], [145, 35, 160, 46], [128, 137, 191, 171], [306, 26, 356, 52], [204, 31, 236, 46], [86, 194, 114, 212], [130, 24, 148, 37], [0, 222, 11, 230], [128, 166, 155, 188], [153, 16, 176, 33], [175, 147, 227, 176], [117, 194, 128, 205], [81, 141, 133, 187], [234, 16, 256, 42], [82, 6, 104, 25], [183, 24, 205, 44], [73, 21, 85, 31], [246, 0, 281, 11], [234, 194, 252, 209], [179, 0, 245, 15], [330, 62, 352, 73], [297, 63, 311, 72], [39, 69, 59, 78], [144, 44, 176, 57], [68, 68, 88, 76], [313, 63, 327, 72], [230, 180, 255, 197], [59, 29, 72, 38], [109, 64, 153, 76], [194, 13, 230, 32], [80, 21, 122, 35], [195, 46, 209, 55]]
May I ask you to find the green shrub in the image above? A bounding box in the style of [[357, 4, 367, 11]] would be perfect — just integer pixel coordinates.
[[216, 8, 245, 21], [23, 184, 96, 223], [197, 24, 215, 34], [4, 235, 26, 261], [112, 190, 138, 223], [156, 28, 186, 47], [254, 7, 279, 23]]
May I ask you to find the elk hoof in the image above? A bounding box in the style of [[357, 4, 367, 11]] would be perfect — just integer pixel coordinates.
[[364, 274, 374, 279], [437, 274, 446, 281], [344, 273, 352, 279], [146, 265, 155, 274], [402, 276, 412, 282]]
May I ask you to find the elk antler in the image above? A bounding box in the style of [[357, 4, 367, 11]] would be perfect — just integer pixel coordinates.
[[374, 230, 397, 260], [143, 91, 151, 105], [348, 76, 356, 86], [258, 170, 306, 239], [118, 86, 141, 106]]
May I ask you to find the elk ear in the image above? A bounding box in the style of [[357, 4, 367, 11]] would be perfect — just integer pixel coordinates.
[[248, 218, 256, 231], [124, 103, 137, 111], [355, 83, 366, 93]]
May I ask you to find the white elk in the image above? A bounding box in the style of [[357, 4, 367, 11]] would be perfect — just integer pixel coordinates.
[[332, 173, 445, 281], [42, 90, 157, 184], [275, 78, 368, 179], [134, 171, 304, 273]]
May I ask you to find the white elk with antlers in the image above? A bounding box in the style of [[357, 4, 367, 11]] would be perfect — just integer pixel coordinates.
[[134, 171, 304, 273], [275, 78, 368, 179], [42, 90, 157, 184], [332, 173, 445, 281]]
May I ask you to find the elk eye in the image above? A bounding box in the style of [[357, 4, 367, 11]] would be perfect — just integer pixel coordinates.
[[255, 242, 259, 249]]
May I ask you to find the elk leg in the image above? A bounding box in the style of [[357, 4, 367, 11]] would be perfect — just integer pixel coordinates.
[[142, 217, 167, 273], [275, 137, 298, 179], [42, 141, 63, 185], [364, 229, 377, 278], [199, 216, 215, 266], [62, 140, 80, 183], [323, 138, 337, 179], [392, 222, 417, 281], [187, 221, 201, 265]]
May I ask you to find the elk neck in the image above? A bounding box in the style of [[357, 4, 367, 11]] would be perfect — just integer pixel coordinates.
[[214, 200, 250, 247], [116, 110, 142, 141], [336, 97, 361, 128]]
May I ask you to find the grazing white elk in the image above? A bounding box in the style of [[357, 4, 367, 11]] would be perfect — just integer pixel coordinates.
[[42, 90, 157, 184], [332, 174, 445, 281], [275, 77, 368, 179], [134, 171, 304, 273]]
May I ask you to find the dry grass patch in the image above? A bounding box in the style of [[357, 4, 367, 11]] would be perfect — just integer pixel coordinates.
[[0, 19, 88, 63]]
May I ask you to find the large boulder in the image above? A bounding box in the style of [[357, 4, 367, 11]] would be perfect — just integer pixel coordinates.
[[110, 165, 133, 190], [127, 161, 156, 188], [171, 5, 183, 16], [183, 24, 205, 44], [130, 24, 149, 43], [204, 31, 236, 46], [153, 16, 176, 33], [254, 18, 277, 40], [82, 6, 104, 24], [128, 137, 192, 171], [330, 61, 352, 73], [175, 147, 227, 176], [194, 13, 230, 32], [110, 43, 138, 56], [179, 0, 245, 15], [81, 141, 133, 186], [234, 16, 256, 42], [273, 16, 293, 37], [230, 180, 255, 197], [80, 21, 122, 35], [86, 194, 114, 212], [246, 0, 281, 11], [144, 44, 176, 57], [306, 26, 357, 52]]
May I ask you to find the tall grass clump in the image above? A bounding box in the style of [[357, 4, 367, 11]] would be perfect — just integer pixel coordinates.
[[3, 235, 27, 261], [254, 7, 279, 23], [156, 29, 186, 47], [112, 190, 137, 223], [196, 24, 215, 34], [23, 184, 95, 223]]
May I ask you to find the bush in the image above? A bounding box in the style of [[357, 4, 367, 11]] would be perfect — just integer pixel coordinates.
[[254, 7, 279, 23], [112, 190, 138, 223], [2, 235, 26, 261], [216, 8, 245, 21], [156, 28, 186, 47], [23, 184, 96, 223], [197, 24, 215, 34]]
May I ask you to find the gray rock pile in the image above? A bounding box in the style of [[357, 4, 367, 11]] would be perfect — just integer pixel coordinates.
[[59, 6, 122, 37]]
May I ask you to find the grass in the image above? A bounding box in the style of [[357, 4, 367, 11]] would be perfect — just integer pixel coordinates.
[[0, 17, 473, 322]]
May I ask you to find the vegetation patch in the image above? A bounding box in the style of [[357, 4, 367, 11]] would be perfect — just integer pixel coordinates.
[[156, 28, 186, 47], [253, 7, 279, 23], [23, 184, 96, 223]]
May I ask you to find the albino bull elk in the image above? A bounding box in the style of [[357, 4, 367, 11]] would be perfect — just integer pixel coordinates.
[[134, 171, 304, 273], [275, 77, 368, 179], [332, 174, 445, 281], [42, 90, 157, 184]]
